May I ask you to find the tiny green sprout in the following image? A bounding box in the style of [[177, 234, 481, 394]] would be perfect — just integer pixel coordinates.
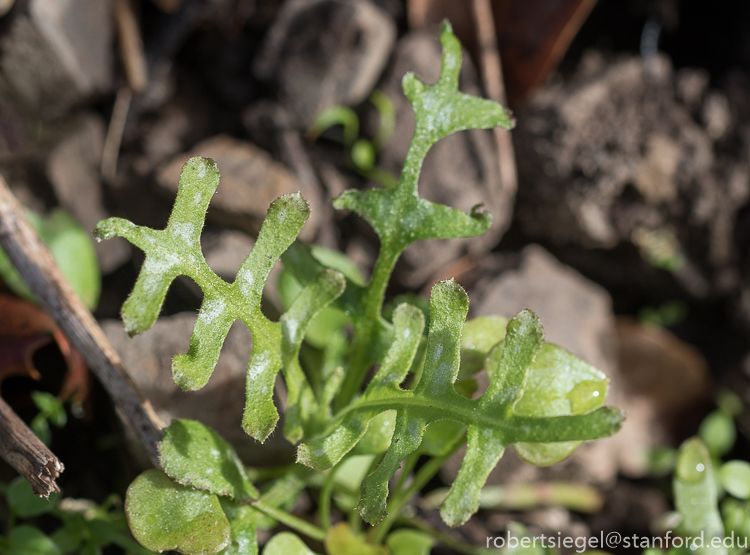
[[97, 21, 623, 555], [30, 391, 67, 445], [308, 88, 398, 188], [0, 477, 157, 555]]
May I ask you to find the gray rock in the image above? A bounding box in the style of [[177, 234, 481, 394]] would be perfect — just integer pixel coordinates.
[[378, 32, 509, 287], [47, 114, 130, 273], [137, 105, 193, 174], [0, 0, 113, 118], [473, 245, 616, 373], [202, 229, 255, 281], [102, 314, 294, 465], [254, 0, 396, 127], [0, 0, 14, 16], [157, 135, 321, 241]]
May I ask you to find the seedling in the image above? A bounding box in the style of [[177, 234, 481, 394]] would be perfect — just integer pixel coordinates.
[[308, 89, 398, 188], [649, 393, 750, 555], [0, 477, 156, 555], [95, 22, 623, 555]]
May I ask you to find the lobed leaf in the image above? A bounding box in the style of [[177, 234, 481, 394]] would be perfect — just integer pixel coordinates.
[[94, 157, 221, 336], [296, 303, 425, 470], [441, 311, 543, 526], [281, 269, 346, 443], [329, 20, 516, 416], [94, 156, 344, 443], [299, 281, 624, 526], [332, 21, 513, 255]]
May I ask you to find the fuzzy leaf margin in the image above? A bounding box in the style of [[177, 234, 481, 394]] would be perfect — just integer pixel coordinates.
[[297, 280, 624, 526], [332, 20, 514, 252], [329, 20, 517, 411], [94, 157, 344, 442]]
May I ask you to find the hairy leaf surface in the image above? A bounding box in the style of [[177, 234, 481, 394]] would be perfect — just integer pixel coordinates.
[[126, 470, 230, 555], [159, 419, 258, 502], [298, 281, 624, 525], [94, 157, 345, 442], [100, 20, 625, 546]]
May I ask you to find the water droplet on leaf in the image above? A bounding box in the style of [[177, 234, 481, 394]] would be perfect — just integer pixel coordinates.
[[566, 380, 606, 413]]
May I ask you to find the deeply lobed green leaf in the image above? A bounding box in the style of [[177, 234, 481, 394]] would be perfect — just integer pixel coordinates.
[[298, 281, 624, 526], [99, 19, 625, 549], [94, 157, 345, 443], [332, 21, 513, 253]]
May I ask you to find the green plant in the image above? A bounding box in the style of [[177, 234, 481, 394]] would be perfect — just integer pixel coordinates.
[[29, 391, 67, 445], [308, 89, 397, 188], [94, 22, 623, 555], [0, 476, 156, 555], [646, 393, 750, 555], [0, 208, 101, 310]]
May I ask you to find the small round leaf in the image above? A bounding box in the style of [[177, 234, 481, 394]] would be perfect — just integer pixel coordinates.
[[7, 525, 62, 555], [699, 410, 736, 457], [262, 532, 321, 555], [721, 460, 750, 499], [7, 477, 59, 517], [126, 469, 230, 555], [512, 344, 608, 466], [159, 419, 258, 502]]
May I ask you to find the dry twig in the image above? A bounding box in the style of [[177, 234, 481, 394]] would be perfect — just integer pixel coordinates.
[[0, 175, 164, 467], [101, 86, 133, 183], [115, 0, 149, 93], [0, 396, 63, 498], [472, 0, 518, 204]]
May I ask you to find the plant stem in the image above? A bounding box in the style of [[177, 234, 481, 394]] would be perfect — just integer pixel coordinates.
[[252, 499, 326, 542], [333, 139, 430, 412], [334, 247, 399, 412], [390, 452, 419, 502], [370, 436, 464, 544], [319, 461, 341, 531]]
